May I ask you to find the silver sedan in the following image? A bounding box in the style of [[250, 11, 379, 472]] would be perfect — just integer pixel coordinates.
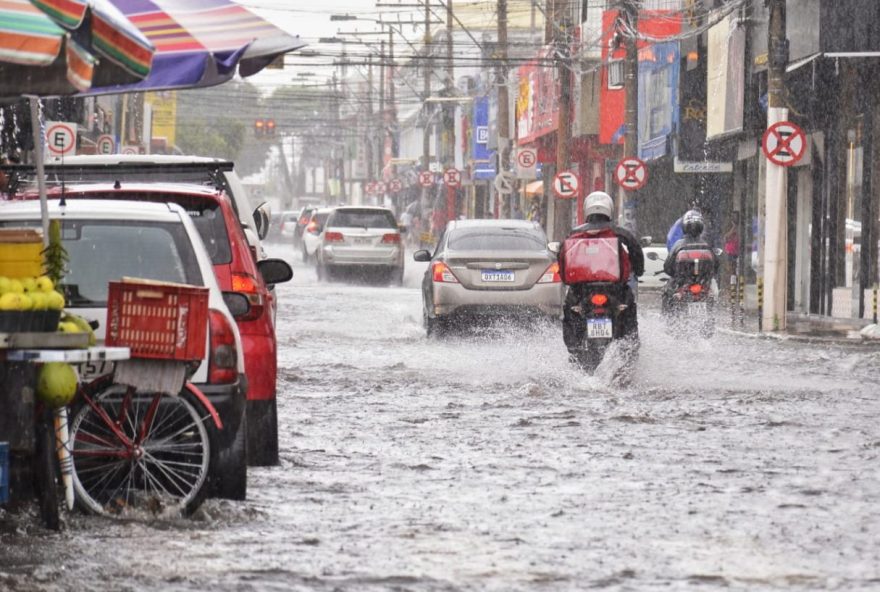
[[413, 219, 563, 335]]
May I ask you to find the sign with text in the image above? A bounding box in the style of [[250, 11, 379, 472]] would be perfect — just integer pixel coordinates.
[[45, 122, 76, 157]]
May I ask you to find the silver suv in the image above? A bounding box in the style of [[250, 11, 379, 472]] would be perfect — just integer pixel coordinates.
[[316, 206, 404, 284]]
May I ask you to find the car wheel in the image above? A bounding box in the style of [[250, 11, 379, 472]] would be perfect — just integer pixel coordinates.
[[211, 405, 247, 500], [247, 399, 279, 466], [424, 309, 445, 338]]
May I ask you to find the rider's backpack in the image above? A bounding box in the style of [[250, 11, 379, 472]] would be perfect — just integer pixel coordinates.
[[561, 229, 631, 285]]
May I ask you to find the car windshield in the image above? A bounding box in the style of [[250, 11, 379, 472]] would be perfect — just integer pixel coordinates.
[[329, 209, 396, 229], [0, 219, 203, 307], [447, 228, 547, 251]]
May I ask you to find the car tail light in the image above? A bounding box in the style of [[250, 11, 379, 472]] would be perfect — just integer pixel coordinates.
[[538, 262, 561, 283], [208, 309, 238, 384], [232, 272, 265, 320], [382, 233, 401, 244], [432, 262, 459, 283], [590, 293, 608, 306], [299, 216, 309, 225], [306, 221, 319, 234], [324, 231, 344, 243], [689, 283, 703, 295]]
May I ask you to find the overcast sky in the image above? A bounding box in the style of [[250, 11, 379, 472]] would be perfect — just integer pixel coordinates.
[[238, 0, 426, 91]]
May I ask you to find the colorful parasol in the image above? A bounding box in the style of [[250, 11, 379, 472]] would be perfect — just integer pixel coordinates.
[[89, 0, 306, 93], [0, 0, 154, 96]]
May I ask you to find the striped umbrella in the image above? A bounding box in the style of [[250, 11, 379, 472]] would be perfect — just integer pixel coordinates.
[[0, 0, 153, 96], [89, 0, 306, 93]]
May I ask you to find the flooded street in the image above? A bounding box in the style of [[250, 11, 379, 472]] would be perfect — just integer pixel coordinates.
[[2, 246, 880, 591]]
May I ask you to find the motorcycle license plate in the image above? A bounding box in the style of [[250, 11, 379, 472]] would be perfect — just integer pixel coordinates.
[[586, 318, 613, 339], [688, 302, 708, 315]]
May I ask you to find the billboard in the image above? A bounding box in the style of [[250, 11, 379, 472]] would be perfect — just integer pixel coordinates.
[[706, 12, 745, 139], [472, 97, 496, 180], [515, 46, 559, 145]]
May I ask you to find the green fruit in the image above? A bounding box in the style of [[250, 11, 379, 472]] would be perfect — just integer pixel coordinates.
[[35, 276, 54, 293], [0, 292, 25, 310], [46, 291, 65, 311], [0, 277, 10, 294], [20, 277, 37, 293], [36, 362, 78, 408], [29, 292, 48, 310]]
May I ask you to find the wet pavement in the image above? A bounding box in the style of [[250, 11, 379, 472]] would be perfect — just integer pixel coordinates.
[[2, 243, 880, 591]]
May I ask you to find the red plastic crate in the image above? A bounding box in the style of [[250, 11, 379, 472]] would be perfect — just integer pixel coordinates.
[[105, 280, 209, 361]]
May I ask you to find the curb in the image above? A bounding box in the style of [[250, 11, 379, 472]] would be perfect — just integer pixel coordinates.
[[718, 326, 880, 347]]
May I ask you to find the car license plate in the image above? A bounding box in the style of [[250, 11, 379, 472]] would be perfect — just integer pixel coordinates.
[[481, 270, 514, 282], [354, 237, 372, 245], [76, 360, 114, 382], [586, 318, 613, 339], [688, 302, 708, 315]]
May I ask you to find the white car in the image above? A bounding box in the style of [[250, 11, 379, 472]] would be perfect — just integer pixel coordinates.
[[317, 206, 405, 284], [641, 243, 670, 290], [0, 199, 249, 508]]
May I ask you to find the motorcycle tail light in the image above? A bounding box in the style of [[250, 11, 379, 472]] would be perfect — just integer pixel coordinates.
[[432, 262, 459, 283], [590, 293, 608, 306], [689, 283, 703, 295], [537, 262, 561, 284]]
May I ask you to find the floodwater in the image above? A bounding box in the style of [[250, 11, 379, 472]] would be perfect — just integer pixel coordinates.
[[2, 243, 879, 591]]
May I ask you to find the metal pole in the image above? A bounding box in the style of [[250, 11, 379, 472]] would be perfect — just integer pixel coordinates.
[[553, 11, 573, 242], [497, 0, 509, 220], [621, 0, 639, 233], [28, 97, 49, 248], [445, 0, 455, 222], [763, 0, 788, 331]]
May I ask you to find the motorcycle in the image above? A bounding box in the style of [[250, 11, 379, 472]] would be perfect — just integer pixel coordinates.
[[648, 248, 719, 337], [555, 236, 639, 374], [564, 282, 635, 373]]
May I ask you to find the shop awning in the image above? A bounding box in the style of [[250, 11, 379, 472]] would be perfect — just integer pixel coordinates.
[[525, 180, 543, 196]]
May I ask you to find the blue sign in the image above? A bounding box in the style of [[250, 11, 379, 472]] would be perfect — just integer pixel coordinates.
[[638, 41, 680, 161], [472, 97, 496, 180]]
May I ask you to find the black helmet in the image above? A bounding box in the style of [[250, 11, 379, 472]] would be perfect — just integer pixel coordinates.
[[682, 209, 704, 238]]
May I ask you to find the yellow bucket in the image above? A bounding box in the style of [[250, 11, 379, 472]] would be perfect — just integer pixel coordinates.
[[0, 228, 44, 278]]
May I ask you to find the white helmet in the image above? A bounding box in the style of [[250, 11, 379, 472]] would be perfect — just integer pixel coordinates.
[[584, 191, 613, 220]]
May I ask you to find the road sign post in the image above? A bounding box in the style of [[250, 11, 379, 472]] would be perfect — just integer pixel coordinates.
[[614, 157, 648, 191], [443, 168, 461, 223], [418, 171, 434, 187], [515, 148, 537, 179], [96, 134, 115, 155], [762, 120, 806, 167], [552, 170, 579, 200], [45, 122, 77, 158]]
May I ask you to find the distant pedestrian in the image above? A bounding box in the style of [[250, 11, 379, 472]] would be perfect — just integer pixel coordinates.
[[527, 197, 543, 225]]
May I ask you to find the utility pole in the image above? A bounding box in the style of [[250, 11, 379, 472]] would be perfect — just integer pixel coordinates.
[[378, 41, 385, 182], [763, 0, 788, 331], [444, 0, 456, 222], [366, 55, 374, 194], [552, 6, 573, 242], [387, 26, 396, 183], [496, 0, 509, 220], [620, 0, 639, 233], [422, 0, 433, 216]]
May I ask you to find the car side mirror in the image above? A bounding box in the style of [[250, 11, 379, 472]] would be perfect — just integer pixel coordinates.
[[413, 249, 432, 262], [547, 241, 560, 254], [640, 235, 652, 247], [222, 291, 251, 319], [646, 251, 659, 261], [253, 203, 271, 240], [258, 258, 294, 285]]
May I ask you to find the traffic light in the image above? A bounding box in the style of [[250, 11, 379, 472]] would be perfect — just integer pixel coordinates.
[[254, 119, 265, 136], [266, 119, 276, 136]]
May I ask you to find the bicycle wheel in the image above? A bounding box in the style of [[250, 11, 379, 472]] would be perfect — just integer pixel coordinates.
[[69, 384, 211, 517]]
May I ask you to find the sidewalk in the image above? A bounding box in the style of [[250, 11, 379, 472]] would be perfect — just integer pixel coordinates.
[[719, 308, 880, 345]]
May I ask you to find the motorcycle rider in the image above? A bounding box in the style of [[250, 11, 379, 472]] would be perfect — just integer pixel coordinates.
[[559, 191, 645, 352], [662, 209, 719, 309]]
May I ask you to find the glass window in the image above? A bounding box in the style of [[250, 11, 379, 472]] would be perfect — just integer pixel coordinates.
[[328, 209, 396, 229], [447, 228, 547, 251]]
